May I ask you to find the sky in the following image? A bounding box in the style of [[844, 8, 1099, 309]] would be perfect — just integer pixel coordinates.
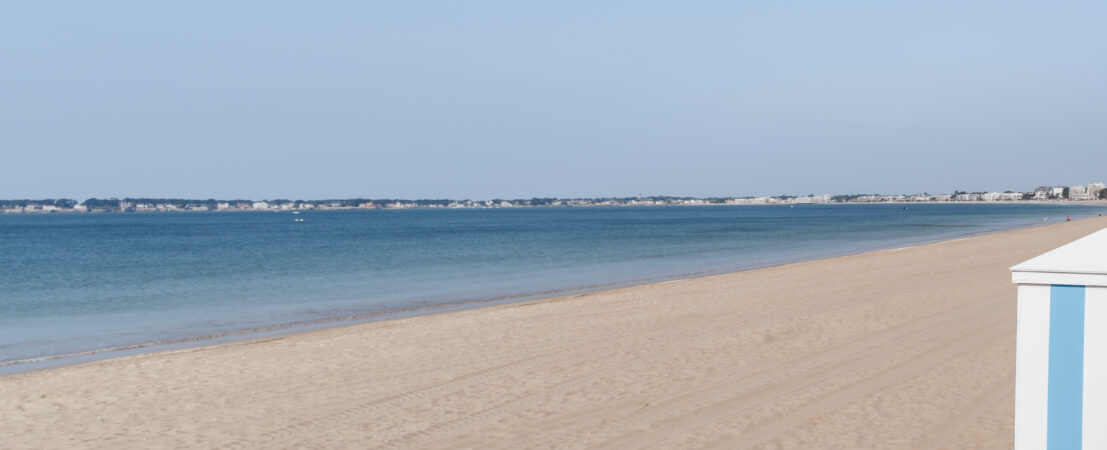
[[2, 1, 1105, 200]]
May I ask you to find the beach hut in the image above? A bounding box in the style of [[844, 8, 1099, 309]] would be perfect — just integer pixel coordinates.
[[1011, 227, 1107, 449]]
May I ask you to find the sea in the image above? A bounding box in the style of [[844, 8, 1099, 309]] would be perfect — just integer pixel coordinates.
[[2, 203, 1105, 371]]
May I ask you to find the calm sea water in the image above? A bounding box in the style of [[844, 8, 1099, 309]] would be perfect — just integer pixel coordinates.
[[2, 203, 1104, 366]]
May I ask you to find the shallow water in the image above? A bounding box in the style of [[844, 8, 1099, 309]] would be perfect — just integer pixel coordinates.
[[1, 203, 1104, 365]]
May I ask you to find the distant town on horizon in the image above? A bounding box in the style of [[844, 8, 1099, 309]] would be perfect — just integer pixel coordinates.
[[3, 182, 1105, 214]]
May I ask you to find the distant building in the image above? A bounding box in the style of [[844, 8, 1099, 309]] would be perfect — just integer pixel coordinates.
[[1088, 182, 1106, 199], [1033, 186, 1052, 200], [252, 201, 269, 210], [1070, 185, 1092, 200], [791, 195, 829, 204], [983, 192, 1024, 201]]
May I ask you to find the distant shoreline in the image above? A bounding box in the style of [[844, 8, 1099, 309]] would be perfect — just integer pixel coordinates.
[[4, 198, 1107, 214]]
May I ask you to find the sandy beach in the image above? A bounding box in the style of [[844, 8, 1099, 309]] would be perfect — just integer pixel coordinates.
[[3, 216, 1106, 449]]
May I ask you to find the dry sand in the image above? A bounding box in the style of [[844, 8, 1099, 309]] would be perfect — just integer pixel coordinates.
[[5, 216, 1107, 449]]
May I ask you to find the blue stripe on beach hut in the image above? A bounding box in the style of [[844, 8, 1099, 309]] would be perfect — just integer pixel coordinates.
[[1047, 285, 1084, 449]]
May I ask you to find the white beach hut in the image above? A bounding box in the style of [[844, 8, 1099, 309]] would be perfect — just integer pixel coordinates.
[[1011, 227, 1107, 449]]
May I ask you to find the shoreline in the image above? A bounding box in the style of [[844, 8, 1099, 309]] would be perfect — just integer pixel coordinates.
[[1, 210, 1095, 376], [5, 216, 1107, 447]]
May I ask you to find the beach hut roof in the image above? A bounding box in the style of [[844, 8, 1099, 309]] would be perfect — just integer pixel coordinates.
[[1012, 226, 1107, 287]]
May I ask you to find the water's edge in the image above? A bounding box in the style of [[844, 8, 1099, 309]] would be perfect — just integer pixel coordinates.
[[0, 214, 1077, 377]]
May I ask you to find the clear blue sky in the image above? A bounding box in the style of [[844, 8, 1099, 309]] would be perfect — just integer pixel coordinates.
[[2, 1, 1104, 200]]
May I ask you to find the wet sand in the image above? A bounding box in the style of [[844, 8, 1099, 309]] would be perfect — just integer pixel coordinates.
[[5, 216, 1105, 449]]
